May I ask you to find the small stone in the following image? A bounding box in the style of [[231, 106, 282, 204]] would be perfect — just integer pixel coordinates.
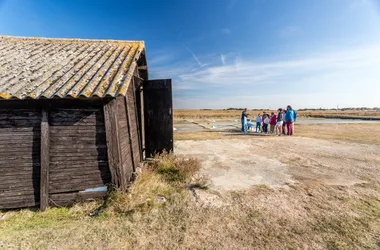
[[155, 196, 167, 204]]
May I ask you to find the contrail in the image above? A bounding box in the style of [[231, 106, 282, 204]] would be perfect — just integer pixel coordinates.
[[177, 21, 189, 39], [185, 46, 204, 67]]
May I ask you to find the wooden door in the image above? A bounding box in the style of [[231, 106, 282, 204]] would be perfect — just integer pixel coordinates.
[[143, 79, 173, 158]]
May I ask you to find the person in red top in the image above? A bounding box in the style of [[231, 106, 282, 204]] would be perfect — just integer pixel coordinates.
[[269, 112, 277, 134]]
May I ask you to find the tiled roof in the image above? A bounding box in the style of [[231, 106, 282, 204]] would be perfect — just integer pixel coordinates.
[[0, 36, 145, 100]]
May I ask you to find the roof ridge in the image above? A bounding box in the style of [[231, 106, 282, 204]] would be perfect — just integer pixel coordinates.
[[0, 35, 145, 45]]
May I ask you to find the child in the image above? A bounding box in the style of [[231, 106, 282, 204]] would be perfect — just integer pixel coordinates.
[[263, 114, 270, 133], [276, 108, 284, 136], [256, 114, 262, 133], [270, 112, 277, 134], [247, 119, 255, 131]]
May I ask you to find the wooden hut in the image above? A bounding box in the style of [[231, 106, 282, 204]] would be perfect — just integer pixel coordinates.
[[0, 36, 173, 210]]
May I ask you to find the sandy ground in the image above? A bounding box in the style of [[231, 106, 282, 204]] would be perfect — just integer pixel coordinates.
[[175, 137, 380, 191]]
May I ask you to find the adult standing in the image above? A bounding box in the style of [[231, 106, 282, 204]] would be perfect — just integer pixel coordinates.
[[241, 108, 248, 134], [284, 105, 297, 136]]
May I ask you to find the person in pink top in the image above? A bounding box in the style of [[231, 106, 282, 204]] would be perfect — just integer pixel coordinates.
[[269, 112, 277, 134]]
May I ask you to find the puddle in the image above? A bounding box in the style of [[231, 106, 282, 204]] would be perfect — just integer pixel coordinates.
[[174, 119, 380, 131]]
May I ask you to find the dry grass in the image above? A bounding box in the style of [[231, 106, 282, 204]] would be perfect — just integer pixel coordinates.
[[1, 152, 379, 249], [295, 124, 380, 145], [174, 109, 380, 120]]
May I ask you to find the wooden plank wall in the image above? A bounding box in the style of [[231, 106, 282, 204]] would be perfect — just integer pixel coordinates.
[[117, 96, 135, 183], [127, 81, 141, 166], [0, 95, 143, 210], [0, 109, 41, 209], [48, 108, 111, 207]]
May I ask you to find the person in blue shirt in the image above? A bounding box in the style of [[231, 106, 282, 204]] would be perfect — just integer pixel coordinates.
[[284, 105, 297, 135], [256, 113, 262, 133]]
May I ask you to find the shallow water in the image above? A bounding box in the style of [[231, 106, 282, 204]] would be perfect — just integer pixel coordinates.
[[295, 119, 380, 125], [173, 118, 380, 131]]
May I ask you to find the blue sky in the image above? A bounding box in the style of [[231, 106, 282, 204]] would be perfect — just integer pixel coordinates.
[[1, 0, 380, 109]]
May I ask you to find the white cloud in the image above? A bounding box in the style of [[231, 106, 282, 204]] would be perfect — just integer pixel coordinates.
[[170, 44, 380, 108]]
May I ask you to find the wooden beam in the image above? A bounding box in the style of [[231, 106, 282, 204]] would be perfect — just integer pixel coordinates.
[[124, 94, 136, 172], [133, 75, 144, 82], [137, 65, 147, 71], [103, 99, 125, 191], [132, 75, 143, 162], [40, 109, 50, 211]]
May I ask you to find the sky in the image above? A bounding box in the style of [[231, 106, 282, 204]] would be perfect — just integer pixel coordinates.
[[0, 0, 380, 109]]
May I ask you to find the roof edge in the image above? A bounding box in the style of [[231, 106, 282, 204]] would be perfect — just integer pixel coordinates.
[[0, 35, 145, 46]]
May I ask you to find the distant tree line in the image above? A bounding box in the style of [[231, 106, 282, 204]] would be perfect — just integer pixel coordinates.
[[198, 108, 379, 111], [298, 107, 379, 111]]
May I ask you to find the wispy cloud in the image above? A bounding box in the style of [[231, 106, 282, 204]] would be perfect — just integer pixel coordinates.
[[184, 46, 206, 68], [220, 28, 231, 35], [220, 54, 226, 65], [179, 45, 380, 86], [170, 44, 380, 108]]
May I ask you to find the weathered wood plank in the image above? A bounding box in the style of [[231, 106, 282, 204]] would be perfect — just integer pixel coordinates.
[[49, 169, 110, 177], [2, 170, 40, 177], [0, 180, 40, 188], [50, 155, 108, 162], [0, 190, 39, 198], [117, 96, 134, 184], [49, 148, 107, 154], [49, 125, 104, 130], [40, 109, 49, 211], [0, 127, 41, 132], [50, 161, 107, 167], [126, 85, 140, 170], [103, 99, 124, 190], [50, 181, 109, 193], [0, 196, 38, 209]]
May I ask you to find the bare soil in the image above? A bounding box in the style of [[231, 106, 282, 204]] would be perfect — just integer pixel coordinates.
[[175, 137, 380, 190]]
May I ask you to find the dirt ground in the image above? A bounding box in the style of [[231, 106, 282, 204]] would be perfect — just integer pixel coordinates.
[[1, 130, 379, 249], [175, 137, 380, 191]]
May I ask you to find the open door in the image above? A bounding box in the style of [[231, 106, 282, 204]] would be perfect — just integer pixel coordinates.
[[143, 79, 173, 158]]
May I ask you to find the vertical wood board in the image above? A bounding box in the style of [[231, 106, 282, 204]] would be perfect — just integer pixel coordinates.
[[143, 79, 173, 158]]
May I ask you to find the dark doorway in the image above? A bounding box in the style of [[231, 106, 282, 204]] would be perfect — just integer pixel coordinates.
[[143, 79, 173, 158]]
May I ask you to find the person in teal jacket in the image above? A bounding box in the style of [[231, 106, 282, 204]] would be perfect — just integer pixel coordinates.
[[284, 105, 297, 135]]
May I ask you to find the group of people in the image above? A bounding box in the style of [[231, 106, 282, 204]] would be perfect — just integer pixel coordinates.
[[241, 105, 297, 136]]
